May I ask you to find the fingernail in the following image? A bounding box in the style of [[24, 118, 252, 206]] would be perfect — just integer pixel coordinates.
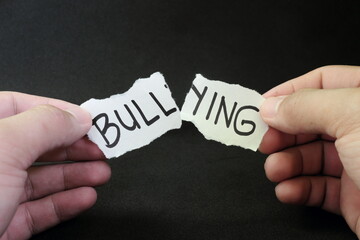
[[66, 106, 92, 126], [261, 96, 286, 119]]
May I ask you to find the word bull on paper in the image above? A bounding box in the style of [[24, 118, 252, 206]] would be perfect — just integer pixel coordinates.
[[93, 91, 177, 148], [181, 74, 268, 151], [81, 72, 182, 158]]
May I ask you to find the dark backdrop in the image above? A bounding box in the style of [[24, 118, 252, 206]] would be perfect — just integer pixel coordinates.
[[1, 0, 359, 239]]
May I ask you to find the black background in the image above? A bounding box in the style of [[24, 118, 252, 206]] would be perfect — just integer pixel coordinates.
[[1, 0, 360, 239]]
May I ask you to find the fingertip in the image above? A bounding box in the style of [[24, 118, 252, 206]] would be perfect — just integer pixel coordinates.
[[258, 131, 270, 154], [66, 106, 92, 131], [275, 180, 309, 205], [88, 161, 112, 186], [76, 187, 98, 210], [56, 187, 98, 221], [265, 151, 303, 183], [259, 127, 292, 154], [64, 137, 106, 161], [264, 154, 282, 182], [275, 183, 288, 203], [275, 182, 296, 204], [85, 139, 106, 159], [262, 88, 280, 98], [258, 128, 277, 154], [100, 161, 112, 183], [260, 96, 285, 121]]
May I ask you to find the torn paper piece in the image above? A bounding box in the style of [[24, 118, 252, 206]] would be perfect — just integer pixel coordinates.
[[181, 74, 268, 151], [81, 72, 182, 158]]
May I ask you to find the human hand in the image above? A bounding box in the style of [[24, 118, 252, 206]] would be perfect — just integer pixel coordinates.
[[259, 65, 360, 237], [0, 92, 111, 240]]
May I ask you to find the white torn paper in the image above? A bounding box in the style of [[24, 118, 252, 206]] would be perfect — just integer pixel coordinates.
[[81, 72, 182, 158], [181, 74, 268, 151]]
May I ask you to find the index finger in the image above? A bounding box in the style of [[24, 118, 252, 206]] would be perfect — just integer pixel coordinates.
[[263, 65, 360, 97], [0, 91, 81, 119]]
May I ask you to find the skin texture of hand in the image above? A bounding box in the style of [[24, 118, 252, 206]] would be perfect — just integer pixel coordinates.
[[259, 65, 360, 237], [0, 92, 111, 240]]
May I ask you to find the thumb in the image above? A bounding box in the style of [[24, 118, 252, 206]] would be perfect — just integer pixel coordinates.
[[260, 88, 360, 139], [0, 104, 91, 235], [260, 88, 360, 188], [0, 104, 91, 169]]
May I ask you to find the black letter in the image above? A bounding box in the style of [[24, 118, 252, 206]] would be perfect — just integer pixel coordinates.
[[233, 106, 259, 136], [149, 92, 177, 116], [132, 100, 160, 126], [214, 96, 238, 128], [206, 92, 218, 120], [93, 113, 120, 148], [114, 104, 141, 131], [191, 84, 208, 115]]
